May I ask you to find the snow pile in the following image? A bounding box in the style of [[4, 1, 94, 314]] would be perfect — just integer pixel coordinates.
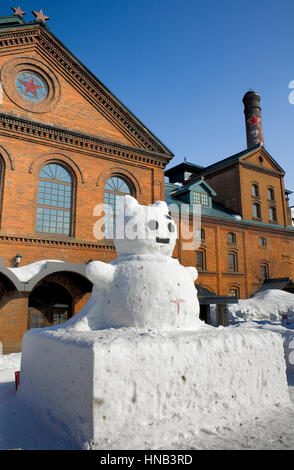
[[228, 290, 294, 323], [8, 260, 64, 282], [19, 325, 290, 450]]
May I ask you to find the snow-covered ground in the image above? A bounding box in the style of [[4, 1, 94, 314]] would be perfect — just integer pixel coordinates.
[[1, 289, 294, 450]]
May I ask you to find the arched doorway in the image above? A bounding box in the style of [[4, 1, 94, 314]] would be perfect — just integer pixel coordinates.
[[28, 281, 72, 329]]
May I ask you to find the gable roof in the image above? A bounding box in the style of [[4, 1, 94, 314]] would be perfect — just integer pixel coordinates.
[[0, 18, 173, 159], [183, 145, 285, 185]]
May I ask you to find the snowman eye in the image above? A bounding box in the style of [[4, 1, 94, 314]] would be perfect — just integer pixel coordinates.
[[168, 222, 175, 233], [147, 219, 159, 231]]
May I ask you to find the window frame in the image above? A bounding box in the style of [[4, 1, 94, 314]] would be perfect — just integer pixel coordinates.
[[227, 232, 236, 245], [196, 249, 206, 271], [36, 163, 74, 237], [260, 263, 269, 281], [228, 251, 238, 272], [269, 205, 277, 223], [251, 183, 260, 198], [252, 202, 262, 220]]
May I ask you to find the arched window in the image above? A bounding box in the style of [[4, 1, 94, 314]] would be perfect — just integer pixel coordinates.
[[251, 184, 259, 198], [269, 206, 277, 222], [267, 188, 275, 201], [196, 250, 206, 271], [229, 287, 239, 298], [104, 176, 131, 239], [227, 232, 236, 244], [259, 237, 267, 247], [260, 263, 269, 280], [36, 163, 72, 235], [253, 202, 261, 219], [228, 252, 238, 272]]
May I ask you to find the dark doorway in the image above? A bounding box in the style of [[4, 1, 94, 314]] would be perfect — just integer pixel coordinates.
[[28, 281, 72, 329], [199, 304, 210, 324]]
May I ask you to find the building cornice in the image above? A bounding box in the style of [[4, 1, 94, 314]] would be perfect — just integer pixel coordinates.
[[0, 112, 169, 168], [0, 232, 116, 251]]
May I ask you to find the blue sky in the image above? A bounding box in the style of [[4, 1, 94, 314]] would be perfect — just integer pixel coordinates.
[[2, 0, 294, 205]]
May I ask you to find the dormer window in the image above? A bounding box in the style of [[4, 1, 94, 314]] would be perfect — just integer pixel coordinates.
[[193, 191, 209, 206]]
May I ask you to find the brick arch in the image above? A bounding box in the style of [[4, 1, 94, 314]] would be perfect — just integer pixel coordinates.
[[201, 284, 215, 294], [0, 145, 15, 170], [96, 167, 142, 196], [28, 152, 84, 184]]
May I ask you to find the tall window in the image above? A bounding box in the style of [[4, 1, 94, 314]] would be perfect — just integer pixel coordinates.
[[259, 237, 267, 247], [201, 228, 205, 242], [269, 206, 277, 222], [36, 163, 72, 235], [267, 188, 275, 201], [260, 264, 269, 280], [104, 176, 131, 239], [253, 202, 261, 219], [251, 184, 259, 197], [228, 252, 238, 272], [227, 232, 236, 244], [196, 250, 206, 271]]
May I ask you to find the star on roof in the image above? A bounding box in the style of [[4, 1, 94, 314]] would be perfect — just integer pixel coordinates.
[[247, 114, 261, 126], [32, 9, 50, 24], [11, 6, 26, 17]]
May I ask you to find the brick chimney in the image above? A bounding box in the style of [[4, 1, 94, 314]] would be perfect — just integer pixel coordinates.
[[242, 91, 264, 148]]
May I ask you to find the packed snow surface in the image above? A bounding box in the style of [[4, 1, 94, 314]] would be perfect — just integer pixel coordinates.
[[228, 290, 294, 323], [18, 323, 290, 450], [1, 321, 294, 450]]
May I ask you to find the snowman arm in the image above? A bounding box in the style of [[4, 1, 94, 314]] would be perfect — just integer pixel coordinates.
[[86, 261, 115, 290], [185, 266, 198, 282]]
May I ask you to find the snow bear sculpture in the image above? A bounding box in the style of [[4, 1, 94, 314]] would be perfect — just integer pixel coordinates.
[[68, 195, 201, 331]]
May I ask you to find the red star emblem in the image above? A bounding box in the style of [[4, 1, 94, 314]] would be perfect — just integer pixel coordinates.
[[32, 9, 50, 24], [259, 140, 264, 146], [11, 6, 26, 17], [247, 115, 260, 126], [19, 77, 42, 98]]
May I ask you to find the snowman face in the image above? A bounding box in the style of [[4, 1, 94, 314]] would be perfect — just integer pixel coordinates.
[[115, 196, 177, 256]]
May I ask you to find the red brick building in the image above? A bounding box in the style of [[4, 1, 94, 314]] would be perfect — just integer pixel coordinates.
[[0, 11, 293, 353]]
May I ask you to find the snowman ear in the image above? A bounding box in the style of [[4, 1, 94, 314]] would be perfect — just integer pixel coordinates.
[[153, 200, 169, 215], [123, 195, 139, 216]]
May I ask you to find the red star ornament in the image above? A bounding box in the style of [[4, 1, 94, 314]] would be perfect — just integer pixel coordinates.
[[19, 77, 42, 98], [11, 6, 26, 17], [32, 9, 50, 24], [247, 115, 261, 126]]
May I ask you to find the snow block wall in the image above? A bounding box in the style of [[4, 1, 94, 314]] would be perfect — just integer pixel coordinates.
[[19, 325, 290, 450]]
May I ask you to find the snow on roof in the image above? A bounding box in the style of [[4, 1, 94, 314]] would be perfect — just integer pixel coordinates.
[[228, 289, 294, 323], [8, 260, 64, 282]]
